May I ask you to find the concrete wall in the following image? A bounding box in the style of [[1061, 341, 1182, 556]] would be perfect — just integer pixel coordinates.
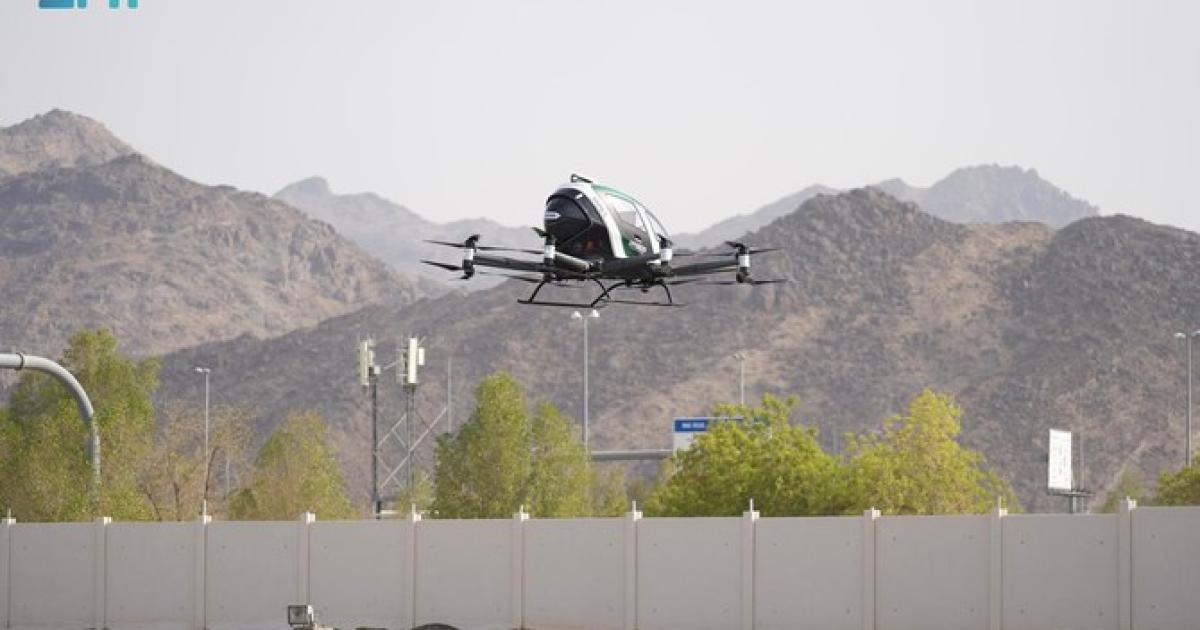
[[754, 516, 861, 630], [523, 518, 626, 630], [1, 502, 1197, 630], [1130, 506, 1200, 630]]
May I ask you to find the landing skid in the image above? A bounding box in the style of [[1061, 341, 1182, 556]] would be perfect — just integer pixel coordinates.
[[518, 278, 681, 308]]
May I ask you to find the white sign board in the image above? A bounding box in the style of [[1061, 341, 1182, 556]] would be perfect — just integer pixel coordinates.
[[672, 418, 711, 451], [1048, 429, 1073, 491]]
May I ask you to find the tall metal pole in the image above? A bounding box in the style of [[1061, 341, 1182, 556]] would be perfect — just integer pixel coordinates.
[[194, 366, 211, 516], [1188, 334, 1194, 467], [371, 374, 380, 519], [406, 385, 415, 489], [583, 314, 589, 449], [1176, 331, 1196, 468], [204, 371, 209, 514]]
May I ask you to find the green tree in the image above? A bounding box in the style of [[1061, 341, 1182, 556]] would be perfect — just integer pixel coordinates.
[[527, 402, 592, 517], [1097, 465, 1145, 513], [137, 403, 253, 521], [1153, 456, 1200, 506], [0, 329, 158, 521], [392, 470, 435, 515], [431, 372, 595, 518], [591, 466, 630, 517], [845, 389, 1018, 515], [229, 411, 355, 520], [646, 394, 848, 517]]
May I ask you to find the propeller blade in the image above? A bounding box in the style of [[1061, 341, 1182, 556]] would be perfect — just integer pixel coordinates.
[[696, 246, 781, 257], [476, 245, 542, 255], [426, 240, 469, 249], [671, 278, 788, 286], [421, 260, 463, 272], [477, 270, 542, 284]]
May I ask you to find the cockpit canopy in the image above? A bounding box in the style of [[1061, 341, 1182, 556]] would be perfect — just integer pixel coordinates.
[[543, 176, 668, 260]]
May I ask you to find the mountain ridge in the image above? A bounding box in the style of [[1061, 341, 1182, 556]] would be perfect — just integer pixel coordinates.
[[676, 165, 1099, 249], [0, 109, 134, 178], [275, 177, 538, 289], [0, 111, 430, 360]]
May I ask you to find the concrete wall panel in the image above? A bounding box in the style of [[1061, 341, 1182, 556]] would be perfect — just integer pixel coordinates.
[[876, 515, 990, 630], [1003, 514, 1118, 630], [754, 516, 861, 630], [1131, 506, 1200, 630], [9, 523, 95, 630], [415, 519, 511, 630], [523, 518, 624, 630], [105, 522, 193, 630], [308, 520, 412, 630], [205, 521, 298, 630], [637, 517, 742, 630]]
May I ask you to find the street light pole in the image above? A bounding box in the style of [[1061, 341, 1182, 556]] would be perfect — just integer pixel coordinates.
[[572, 309, 600, 449], [194, 366, 211, 516], [1177, 331, 1200, 467]]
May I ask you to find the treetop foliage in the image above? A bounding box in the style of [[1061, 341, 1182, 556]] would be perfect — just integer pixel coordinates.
[[432, 372, 608, 518], [0, 328, 353, 522], [648, 389, 1019, 517], [1153, 455, 1200, 506], [647, 394, 848, 517], [230, 411, 355, 520], [0, 329, 158, 520], [845, 389, 1019, 515]]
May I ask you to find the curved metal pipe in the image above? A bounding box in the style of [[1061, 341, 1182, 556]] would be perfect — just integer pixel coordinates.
[[0, 352, 99, 486]]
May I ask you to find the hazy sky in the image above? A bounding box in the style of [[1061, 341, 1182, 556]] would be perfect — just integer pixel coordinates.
[[1, 1, 1196, 234]]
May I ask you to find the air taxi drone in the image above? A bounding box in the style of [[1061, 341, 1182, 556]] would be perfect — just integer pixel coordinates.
[[422, 174, 784, 307]]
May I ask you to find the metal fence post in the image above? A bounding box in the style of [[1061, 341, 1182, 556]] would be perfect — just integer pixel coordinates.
[[511, 507, 529, 630], [93, 516, 110, 630], [989, 503, 1007, 630], [624, 503, 642, 630], [297, 513, 315, 606], [405, 505, 421, 629], [861, 508, 880, 630], [741, 502, 759, 630], [1118, 497, 1136, 630], [1, 515, 13, 629], [193, 514, 210, 630]]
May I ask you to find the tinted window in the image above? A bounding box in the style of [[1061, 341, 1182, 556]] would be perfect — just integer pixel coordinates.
[[604, 193, 644, 229]]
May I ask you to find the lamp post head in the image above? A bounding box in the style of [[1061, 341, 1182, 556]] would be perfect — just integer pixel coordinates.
[[571, 310, 582, 320], [588, 309, 600, 319], [194, 366, 210, 374]]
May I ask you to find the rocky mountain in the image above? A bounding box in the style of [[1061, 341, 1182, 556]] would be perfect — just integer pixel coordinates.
[[275, 177, 539, 288], [156, 188, 1198, 512], [0, 111, 430, 360], [674, 184, 837, 249], [880, 164, 1100, 226], [0, 109, 134, 178], [678, 165, 1098, 248]]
